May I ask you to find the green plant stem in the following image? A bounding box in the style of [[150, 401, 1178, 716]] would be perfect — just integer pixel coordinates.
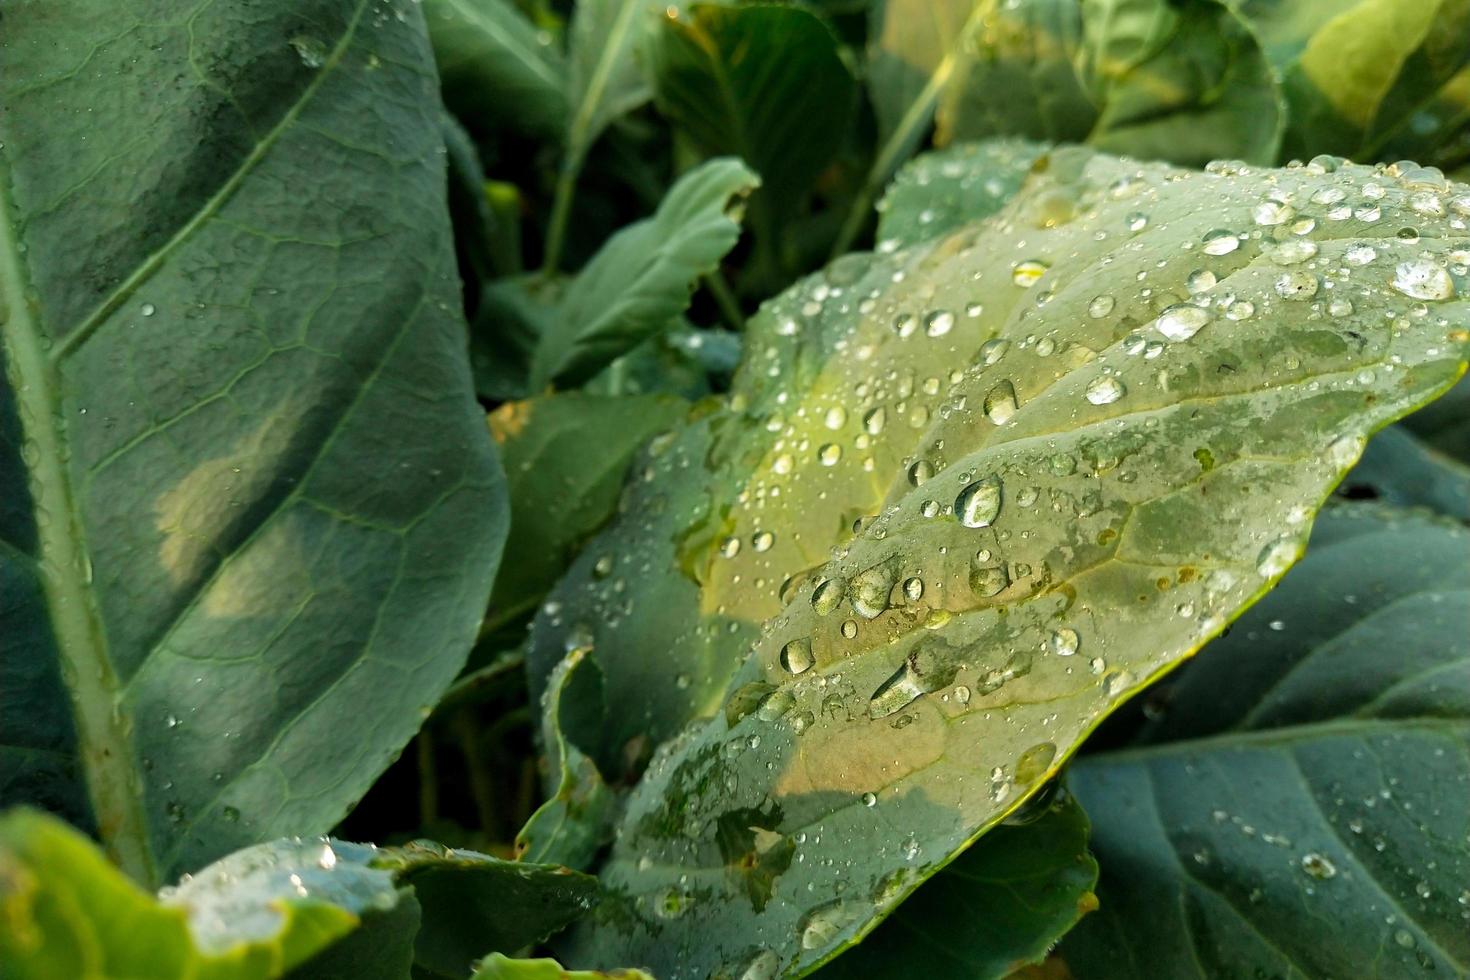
[[541, 157, 582, 276], [703, 269, 745, 331]]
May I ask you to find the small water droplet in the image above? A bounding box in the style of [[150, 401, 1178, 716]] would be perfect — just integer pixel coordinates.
[[818, 443, 843, 466], [140, 302, 156, 317], [1087, 294, 1116, 318], [812, 579, 844, 616], [1202, 229, 1240, 255], [984, 380, 1018, 425], [925, 310, 955, 337], [1012, 259, 1049, 287], [1274, 270, 1320, 301], [1256, 537, 1298, 577]]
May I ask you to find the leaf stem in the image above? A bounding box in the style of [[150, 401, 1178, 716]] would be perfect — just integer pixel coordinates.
[[541, 157, 583, 277]]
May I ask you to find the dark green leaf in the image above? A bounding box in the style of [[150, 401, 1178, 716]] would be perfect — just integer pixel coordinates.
[[516, 649, 617, 870], [1062, 505, 1470, 977], [814, 792, 1098, 980], [566, 0, 659, 161], [1339, 425, 1470, 520], [0, 0, 506, 883], [487, 392, 690, 629], [1227, 0, 1470, 166], [473, 276, 562, 402], [425, 0, 570, 139], [939, 0, 1284, 167], [535, 149, 1470, 975], [530, 158, 758, 387], [645, 2, 857, 271], [1403, 372, 1470, 462]]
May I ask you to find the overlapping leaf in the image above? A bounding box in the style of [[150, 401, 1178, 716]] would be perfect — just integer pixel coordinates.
[[532, 148, 1470, 975], [425, 0, 568, 139], [1061, 505, 1470, 977], [814, 792, 1098, 979], [0, 0, 505, 883], [1226, 0, 1470, 167], [0, 810, 596, 980]]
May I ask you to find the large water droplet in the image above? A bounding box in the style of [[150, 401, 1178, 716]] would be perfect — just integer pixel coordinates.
[[1202, 229, 1240, 255], [1088, 295, 1116, 318], [1085, 376, 1125, 405], [1273, 270, 1319, 301], [851, 561, 900, 619], [1048, 627, 1079, 657], [925, 309, 956, 337], [955, 477, 1002, 528], [1155, 305, 1211, 341], [983, 380, 1018, 425], [1256, 537, 1299, 577], [812, 578, 845, 616], [781, 638, 814, 675], [1391, 259, 1455, 300], [868, 639, 963, 718]]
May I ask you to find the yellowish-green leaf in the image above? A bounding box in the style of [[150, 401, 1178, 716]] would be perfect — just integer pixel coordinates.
[[472, 952, 653, 980], [535, 149, 1470, 976]]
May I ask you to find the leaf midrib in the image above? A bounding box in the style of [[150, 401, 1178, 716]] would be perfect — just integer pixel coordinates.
[[0, 0, 373, 886], [0, 151, 151, 882]]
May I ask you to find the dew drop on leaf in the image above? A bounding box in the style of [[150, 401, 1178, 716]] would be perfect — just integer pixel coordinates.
[[1202, 229, 1240, 255], [811, 579, 844, 616], [955, 476, 1002, 528], [1391, 259, 1456, 300], [1087, 294, 1116, 318], [924, 309, 955, 337], [1011, 259, 1048, 287], [1085, 376, 1126, 405], [1048, 627, 1080, 657], [983, 380, 1018, 425], [780, 638, 814, 675], [1155, 305, 1211, 341]]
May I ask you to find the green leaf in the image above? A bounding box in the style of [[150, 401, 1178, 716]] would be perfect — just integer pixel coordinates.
[[372, 840, 600, 978], [531, 158, 759, 388], [1061, 505, 1470, 977], [866, 0, 974, 154], [939, 0, 1284, 167], [813, 791, 1099, 980], [1227, 0, 1470, 166], [646, 3, 857, 272], [0, 0, 506, 884], [567, 0, 658, 162], [1403, 372, 1470, 462], [876, 139, 1049, 250], [487, 393, 690, 631], [471, 952, 653, 980], [534, 149, 1470, 975], [425, 0, 570, 139], [1339, 425, 1470, 519], [0, 810, 596, 980], [516, 649, 618, 871], [0, 809, 355, 980]]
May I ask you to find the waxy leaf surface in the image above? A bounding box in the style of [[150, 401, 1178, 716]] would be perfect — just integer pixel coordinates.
[[1062, 505, 1470, 977], [0, 0, 505, 883], [536, 147, 1470, 976]]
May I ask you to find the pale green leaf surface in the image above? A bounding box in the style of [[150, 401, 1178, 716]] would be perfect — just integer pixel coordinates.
[[471, 952, 653, 980], [1062, 505, 1470, 977], [813, 792, 1098, 980], [0, 0, 506, 883], [535, 149, 1470, 976], [425, 0, 569, 139], [488, 393, 690, 629], [531, 158, 758, 387], [939, 0, 1284, 167], [517, 649, 618, 871]]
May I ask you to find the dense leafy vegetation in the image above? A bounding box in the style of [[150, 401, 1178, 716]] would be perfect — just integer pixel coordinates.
[[1, 1, 1467, 978]]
